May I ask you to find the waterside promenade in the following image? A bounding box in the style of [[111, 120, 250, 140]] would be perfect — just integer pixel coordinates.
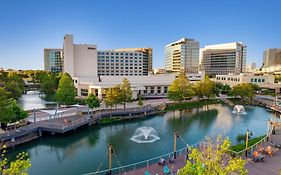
[[89, 123, 281, 175], [0, 105, 158, 148]]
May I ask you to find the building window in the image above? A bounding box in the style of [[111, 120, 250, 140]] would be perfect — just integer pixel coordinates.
[[81, 89, 88, 96], [157, 87, 161, 94], [164, 87, 168, 93], [262, 79, 265, 82], [150, 87, 154, 94]]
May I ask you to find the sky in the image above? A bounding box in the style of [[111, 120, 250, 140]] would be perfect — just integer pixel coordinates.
[[0, 0, 281, 70]]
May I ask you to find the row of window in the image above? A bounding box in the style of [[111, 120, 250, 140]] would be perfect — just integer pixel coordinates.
[[97, 56, 143, 59], [251, 78, 265, 83], [98, 73, 143, 76], [98, 70, 142, 73], [216, 77, 240, 81], [98, 59, 143, 63], [98, 63, 142, 66], [144, 86, 168, 94], [98, 52, 142, 56]]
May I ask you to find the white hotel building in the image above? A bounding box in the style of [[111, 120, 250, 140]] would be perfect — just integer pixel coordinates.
[[62, 35, 204, 99]]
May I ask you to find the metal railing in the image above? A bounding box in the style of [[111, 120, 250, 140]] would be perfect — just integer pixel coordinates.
[[82, 142, 201, 175]]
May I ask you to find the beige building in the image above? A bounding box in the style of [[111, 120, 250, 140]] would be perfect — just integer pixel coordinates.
[[114, 48, 152, 74], [215, 73, 281, 93], [74, 72, 205, 99], [263, 49, 281, 67], [153, 68, 166, 74], [262, 49, 281, 74], [63, 35, 152, 77], [165, 38, 199, 73], [200, 42, 246, 75]]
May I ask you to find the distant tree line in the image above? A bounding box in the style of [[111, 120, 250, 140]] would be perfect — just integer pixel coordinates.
[[167, 71, 258, 104]]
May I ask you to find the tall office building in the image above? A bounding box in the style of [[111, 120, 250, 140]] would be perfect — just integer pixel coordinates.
[[263, 49, 281, 67], [200, 42, 246, 75], [44, 48, 63, 72], [165, 38, 199, 73], [114, 48, 152, 74], [63, 34, 152, 77]]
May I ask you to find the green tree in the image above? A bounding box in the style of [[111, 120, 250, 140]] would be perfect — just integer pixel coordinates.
[[0, 88, 27, 124], [119, 78, 132, 109], [167, 72, 194, 103], [194, 76, 215, 100], [178, 137, 247, 175], [85, 93, 100, 114], [55, 73, 76, 105], [0, 145, 31, 175], [40, 73, 59, 100], [231, 83, 255, 102], [137, 95, 144, 107], [0, 88, 14, 123], [221, 84, 232, 95], [4, 81, 23, 100], [104, 87, 120, 110]]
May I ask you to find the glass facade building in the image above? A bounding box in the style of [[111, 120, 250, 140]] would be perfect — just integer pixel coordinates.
[[165, 38, 199, 73], [44, 49, 63, 73]]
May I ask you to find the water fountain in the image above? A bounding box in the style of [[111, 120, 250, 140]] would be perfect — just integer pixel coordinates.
[[130, 126, 160, 143], [233, 105, 246, 114]]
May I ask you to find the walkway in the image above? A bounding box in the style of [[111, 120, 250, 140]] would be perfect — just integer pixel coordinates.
[[246, 125, 281, 175], [0, 105, 157, 148]]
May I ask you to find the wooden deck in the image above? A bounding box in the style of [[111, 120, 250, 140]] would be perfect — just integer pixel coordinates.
[[0, 106, 157, 148], [246, 127, 281, 175]]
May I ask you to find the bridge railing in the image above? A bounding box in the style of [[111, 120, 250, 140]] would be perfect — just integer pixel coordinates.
[[82, 142, 201, 175]]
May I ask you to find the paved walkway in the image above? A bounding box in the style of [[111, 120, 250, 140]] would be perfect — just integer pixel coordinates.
[[246, 125, 281, 175], [123, 156, 186, 175]]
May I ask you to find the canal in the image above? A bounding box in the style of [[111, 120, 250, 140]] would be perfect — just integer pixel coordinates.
[[8, 103, 275, 175]]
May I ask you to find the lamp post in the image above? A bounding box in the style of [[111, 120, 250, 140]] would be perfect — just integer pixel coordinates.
[[173, 132, 179, 159], [245, 129, 253, 157], [245, 129, 249, 157], [108, 144, 113, 175]]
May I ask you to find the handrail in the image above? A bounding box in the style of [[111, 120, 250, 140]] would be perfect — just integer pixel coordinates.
[[82, 141, 201, 175]]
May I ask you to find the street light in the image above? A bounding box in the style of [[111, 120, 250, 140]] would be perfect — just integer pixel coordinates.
[[245, 129, 253, 157]]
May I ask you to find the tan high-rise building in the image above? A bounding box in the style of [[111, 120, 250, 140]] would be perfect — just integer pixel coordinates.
[[263, 49, 281, 67], [165, 38, 199, 74], [200, 42, 247, 75], [114, 48, 152, 74]]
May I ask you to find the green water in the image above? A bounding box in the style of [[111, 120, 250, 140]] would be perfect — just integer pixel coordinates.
[[8, 104, 275, 175]]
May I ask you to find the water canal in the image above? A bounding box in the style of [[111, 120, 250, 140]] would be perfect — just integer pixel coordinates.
[[8, 103, 275, 175]]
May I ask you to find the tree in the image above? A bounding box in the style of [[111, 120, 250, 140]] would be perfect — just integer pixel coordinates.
[[4, 81, 23, 100], [85, 93, 100, 114], [55, 73, 76, 105], [231, 83, 255, 102], [194, 76, 215, 100], [104, 87, 120, 110], [0, 145, 31, 175], [221, 84, 232, 95], [40, 73, 59, 100], [178, 137, 247, 175], [0, 88, 27, 124], [167, 72, 194, 103], [137, 95, 144, 107], [119, 78, 132, 109]]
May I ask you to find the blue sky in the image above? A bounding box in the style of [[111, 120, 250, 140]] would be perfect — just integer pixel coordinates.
[[0, 0, 280, 70]]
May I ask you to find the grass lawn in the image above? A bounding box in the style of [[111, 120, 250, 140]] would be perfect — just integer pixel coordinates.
[[230, 135, 266, 152], [99, 117, 123, 124], [165, 99, 224, 111]]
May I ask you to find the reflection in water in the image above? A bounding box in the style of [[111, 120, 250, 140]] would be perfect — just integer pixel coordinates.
[[8, 105, 274, 175]]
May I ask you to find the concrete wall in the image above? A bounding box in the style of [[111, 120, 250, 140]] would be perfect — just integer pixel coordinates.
[[63, 35, 74, 77], [73, 44, 97, 77]]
